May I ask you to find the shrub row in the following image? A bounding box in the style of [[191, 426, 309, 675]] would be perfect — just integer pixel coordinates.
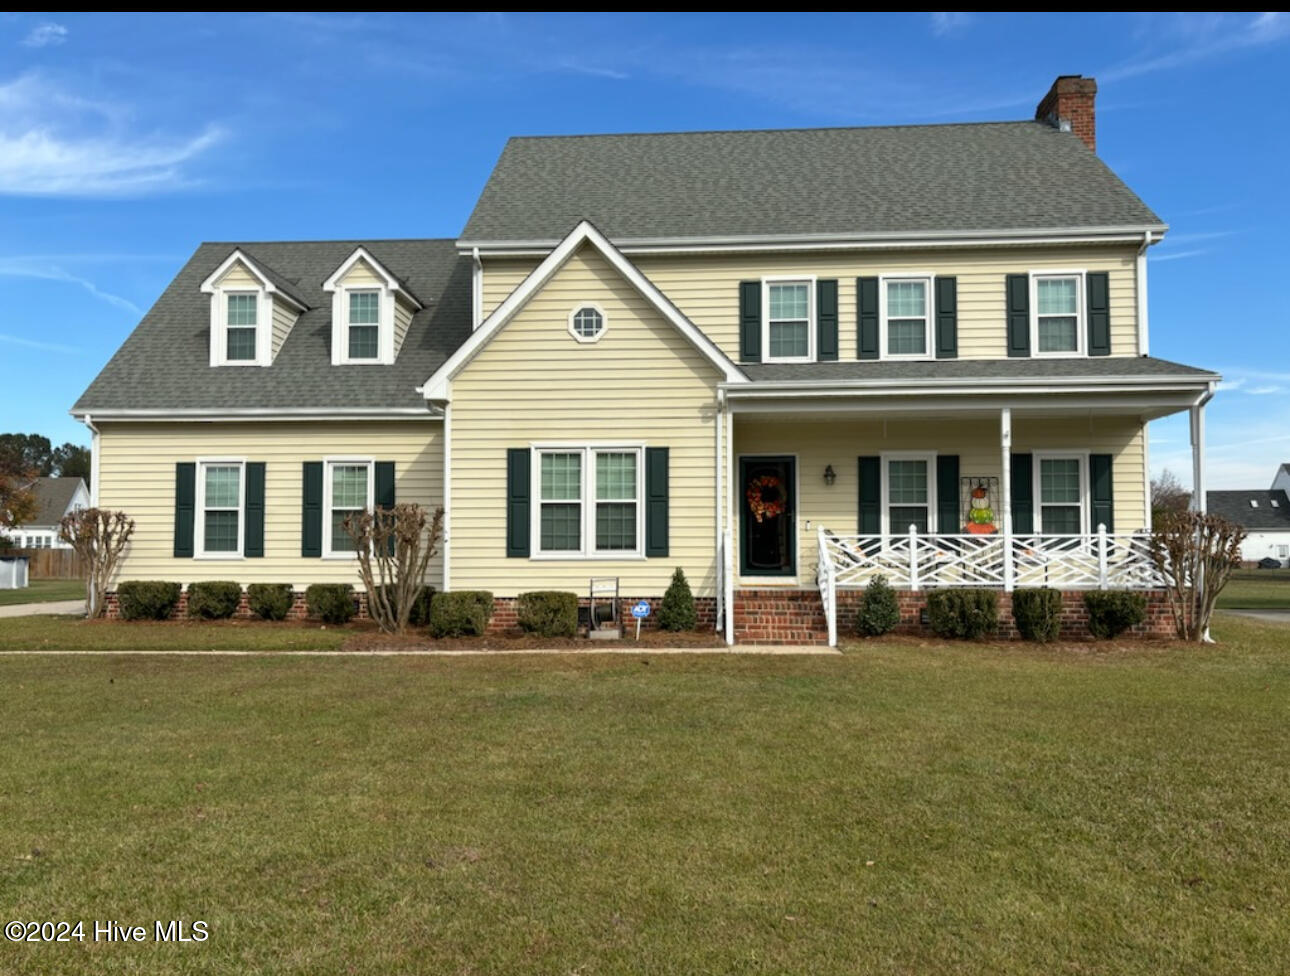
[[852, 584, 1149, 642]]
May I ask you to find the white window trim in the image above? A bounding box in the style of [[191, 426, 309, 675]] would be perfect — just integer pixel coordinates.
[[880, 451, 938, 537], [343, 288, 385, 363], [209, 287, 271, 368], [761, 275, 816, 364], [194, 458, 246, 560], [322, 457, 375, 559], [878, 273, 935, 361], [529, 442, 646, 561], [324, 247, 422, 367], [567, 303, 609, 344], [1029, 270, 1087, 359], [1033, 450, 1090, 536]]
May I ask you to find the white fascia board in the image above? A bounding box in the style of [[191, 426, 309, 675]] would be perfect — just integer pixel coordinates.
[[68, 407, 442, 421], [423, 220, 745, 401], [721, 372, 1220, 397], [323, 246, 424, 310], [458, 223, 1170, 256], [200, 249, 307, 311]]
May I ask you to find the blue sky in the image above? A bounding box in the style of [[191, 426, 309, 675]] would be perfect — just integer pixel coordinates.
[[1, 12, 1286, 489]]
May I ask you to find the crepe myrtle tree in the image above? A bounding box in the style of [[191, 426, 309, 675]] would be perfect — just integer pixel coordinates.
[[343, 502, 444, 634], [1148, 510, 1245, 642], [58, 508, 135, 618]]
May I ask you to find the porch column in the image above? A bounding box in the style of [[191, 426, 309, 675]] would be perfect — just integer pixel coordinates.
[[724, 404, 735, 645], [1000, 407, 1014, 592], [1190, 401, 1207, 514]]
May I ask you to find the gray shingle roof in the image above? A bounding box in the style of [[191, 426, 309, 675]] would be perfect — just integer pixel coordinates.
[[74, 240, 470, 413], [460, 122, 1164, 244], [1207, 491, 1290, 531], [740, 357, 1217, 384], [26, 477, 84, 527]]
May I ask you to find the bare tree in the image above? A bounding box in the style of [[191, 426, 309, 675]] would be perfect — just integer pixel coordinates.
[[1150, 468, 1192, 521], [343, 503, 443, 634], [59, 508, 135, 618], [1148, 510, 1245, 641], [1, 466, 38, 532]]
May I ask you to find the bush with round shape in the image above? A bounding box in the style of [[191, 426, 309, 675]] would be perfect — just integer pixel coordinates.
[[186, 581, 242, 620], [926, 588, 999, 640], [428, 590, 494, 638], [658, 568, 697, 631], [248, 583, 295, 621], [1084, 591, 1147, 640], [117, 580, 181, 621], [1012, 587, 1063, 643], [305, 583, 356, 625], [517, 591, 578, 638], [855, 574, 901, 637]]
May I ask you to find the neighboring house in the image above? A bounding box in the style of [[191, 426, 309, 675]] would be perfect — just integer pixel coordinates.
[[73, 75, 1218, 643], [1207, 475, 1290, 568], [14, 476, 89, 549]]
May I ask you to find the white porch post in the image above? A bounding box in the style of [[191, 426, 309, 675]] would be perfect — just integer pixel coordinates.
[[724, 404, 735, 645], [1000, 407, 1014, 592], [1190, 401, 1207, 514], [714, 391, 724, 633]]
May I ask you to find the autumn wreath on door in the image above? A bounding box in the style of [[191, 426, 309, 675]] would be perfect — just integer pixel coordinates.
[[746, 474, 787, 523]]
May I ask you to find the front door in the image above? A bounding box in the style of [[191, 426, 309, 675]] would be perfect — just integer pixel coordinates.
[[740, 456, 796, 576]]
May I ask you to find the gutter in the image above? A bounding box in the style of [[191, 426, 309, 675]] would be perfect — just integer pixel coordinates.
[[81, 412, 100, 507], [719, 372, 1220, 396], [69, 407, 444, 422]]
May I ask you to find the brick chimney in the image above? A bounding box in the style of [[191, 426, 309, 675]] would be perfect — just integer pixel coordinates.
[[1035, 75, 1097, 152]]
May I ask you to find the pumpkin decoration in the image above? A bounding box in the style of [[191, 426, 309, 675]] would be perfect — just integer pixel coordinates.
[[746, 475, 787, 523], [966, 481, 998, 535]]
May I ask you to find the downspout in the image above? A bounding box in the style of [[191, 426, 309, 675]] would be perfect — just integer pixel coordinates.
[[471, 247, 483, 330], [82, 413, 100, 507], [714, 389, 724, 633], [1136, 231, 1152, 356], [442, 400, 452, 592]]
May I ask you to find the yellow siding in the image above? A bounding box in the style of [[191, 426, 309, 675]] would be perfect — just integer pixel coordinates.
[[733, 414, 1147, 584], [484, 246, 1139, 361], [270, 296, 298, 360], [394, 295, 413, 357], [452, 243, 722, 597], [98, 421, 443, 589], [216, 261, 259, 289], [338, 258, 383, 287]]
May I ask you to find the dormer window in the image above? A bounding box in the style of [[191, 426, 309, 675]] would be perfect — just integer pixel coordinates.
[[225, 294, 259, 361], [324, 246, 424, 366], [200, 249, 308, 368], [347, 291, 381, 360]]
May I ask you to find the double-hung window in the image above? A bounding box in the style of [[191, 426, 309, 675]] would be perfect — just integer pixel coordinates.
[[1031, 274, 1083, 356], [325, 459, 373, 556], [881, 277, 932, 358], [883, 454, 935, 534], [347, 291, 381, 360], [763, 280, 813, 362], [535, 446, 642, 557], [197, 460, 244, 557], [1036, 455, 1086, 534], [225, 293, 259, 362]]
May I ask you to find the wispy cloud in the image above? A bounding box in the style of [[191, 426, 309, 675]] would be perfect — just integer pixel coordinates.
[[0, 332, 85, 355], [1150, 248, 1211, 263], [0, 258, 140, 314], [1103, 12, 1290, 82], [0, 72, 224, 197], [553, 60, 629, 80], [21, 22, 68, 48], [929, 13, 972, 36], [1248, 385, 1285, 396]]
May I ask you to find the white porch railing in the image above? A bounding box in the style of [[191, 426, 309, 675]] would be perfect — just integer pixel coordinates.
[[816, 524, 1164, 646]]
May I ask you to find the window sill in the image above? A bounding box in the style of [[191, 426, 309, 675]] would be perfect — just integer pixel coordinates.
[[321, 552, 360, 560], [194, 553, 244, 560]]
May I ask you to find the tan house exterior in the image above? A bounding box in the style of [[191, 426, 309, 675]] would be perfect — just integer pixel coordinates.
[[75, 75, 1218, 643]]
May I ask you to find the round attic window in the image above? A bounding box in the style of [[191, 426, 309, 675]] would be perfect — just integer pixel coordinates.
[[568, 304, 606, 343]]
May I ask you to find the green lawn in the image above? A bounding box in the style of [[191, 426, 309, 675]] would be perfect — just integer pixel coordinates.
[[0, 617, 1287, 974], [0, 615, 348, 651], [1216, 568, 1290, 609], [0, 579, 85, 607]]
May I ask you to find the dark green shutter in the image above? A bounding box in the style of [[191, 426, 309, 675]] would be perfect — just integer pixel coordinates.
[[645, 447, 669, 557], [857, 277, 879, 360], [244, 462, 265, 558], [935, 276, 958, 359], [1011, 453, 1034, 534], [1087, 272, 1111, 356], [816, 279, 838, 361], [936, 455, 960, 532], [301, 461, 323, 557], [174, 462, 195, 558], [375, 461, 396, 555], [739, 281, 761, 363], [858, 456, 881, 533], [1006, 274, 1030, 357], [1090, 454, 1114, 532], [506, 448, 530, 557]]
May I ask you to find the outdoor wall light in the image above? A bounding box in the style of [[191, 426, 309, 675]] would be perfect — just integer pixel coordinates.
[[823, 464, 836, 486]]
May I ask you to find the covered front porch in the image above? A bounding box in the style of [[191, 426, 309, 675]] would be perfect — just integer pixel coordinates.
[[715, 379, 1214, 645]]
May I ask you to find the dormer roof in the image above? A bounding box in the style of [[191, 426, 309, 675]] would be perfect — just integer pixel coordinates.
[[200, 248, 309, 311], [323, 245, 425, 309]]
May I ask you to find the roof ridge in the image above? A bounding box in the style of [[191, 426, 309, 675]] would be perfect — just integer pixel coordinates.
[[504, 120, 1047, 142], [201, 237, 458, 247]]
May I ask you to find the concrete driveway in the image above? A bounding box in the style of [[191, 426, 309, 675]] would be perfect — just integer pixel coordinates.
[[1220, 609, 1290, 626], [0, 600, 85, 618]]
